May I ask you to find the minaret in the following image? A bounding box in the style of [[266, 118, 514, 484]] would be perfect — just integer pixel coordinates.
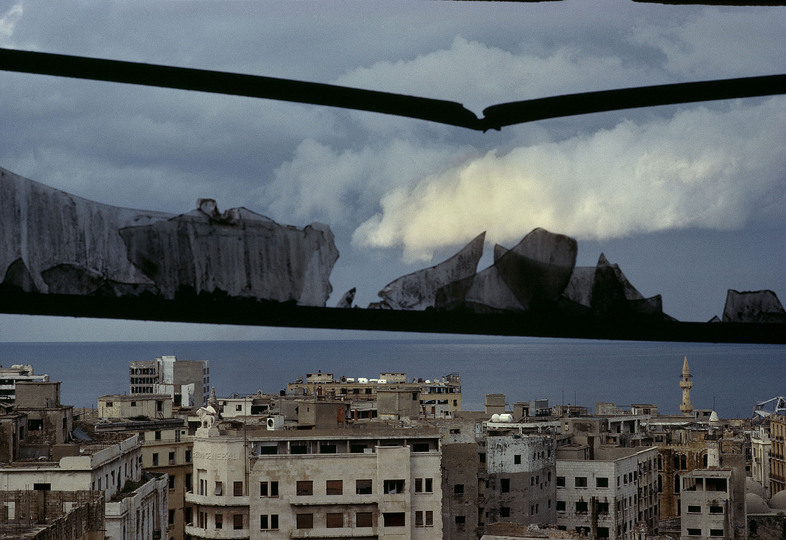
[[680, 356, 693, 415]]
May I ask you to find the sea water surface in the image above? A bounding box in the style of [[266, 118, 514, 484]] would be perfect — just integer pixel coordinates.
[[0, 338, 783, 419]]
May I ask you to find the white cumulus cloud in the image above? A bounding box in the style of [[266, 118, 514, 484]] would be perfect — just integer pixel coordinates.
[[352, 98, 786, 262]]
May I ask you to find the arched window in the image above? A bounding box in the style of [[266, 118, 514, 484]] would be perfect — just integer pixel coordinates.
[[680, 454, 687, 469], [674, 474, 680, 494], [657, 474, 662, 493]]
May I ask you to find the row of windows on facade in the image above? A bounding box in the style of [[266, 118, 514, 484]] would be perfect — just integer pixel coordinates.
[[90, 455, 142, 491], [453, 473, 551, 496], [195, 511, 430, 530], [254, 441, 432, 455], [196, 478, 435, 497], [151, 449, 191, 466], [556, 472, 641, 488], [685, 528, 726, 537]]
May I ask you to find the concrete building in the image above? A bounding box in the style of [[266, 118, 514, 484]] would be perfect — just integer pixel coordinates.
[[770, 413, 786, 496], [286, 371, 462, 418], [185, 411, 443, 539], [97, 393, 193, 540], [0, 433, 168, 540], [15, 381, 74, 449], [0, 489, 105, 539], [750, 425, 771, 498], [0, 364, 49, 403], [555, 445, 659, 540], [679, 469, 739, 539], [129, 355, 209, 407], [482, 421, 557, 529]]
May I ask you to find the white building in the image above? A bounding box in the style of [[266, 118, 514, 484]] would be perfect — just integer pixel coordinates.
[[556, 445, 659, 540], [185, 412, 443, 539], [0, 433, 169, 540], [750, 426, 771, 498], [0, 364, 49, 403]]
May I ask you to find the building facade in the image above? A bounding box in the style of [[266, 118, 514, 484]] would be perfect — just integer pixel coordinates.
[[556, 445, 659, 540], [185, 415, 443, 539], [130, 355, 210, 407], [0, 364, 49, 403]]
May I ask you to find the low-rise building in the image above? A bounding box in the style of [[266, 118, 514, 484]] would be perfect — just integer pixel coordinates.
[[0, 364, 49, 404], [130, 355, 210, 407]]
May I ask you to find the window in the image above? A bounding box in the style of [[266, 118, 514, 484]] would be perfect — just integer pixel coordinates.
[[296, 514, 313, 529], [416, 511, 424, 527], [235, 404, 242, 411], [155, 430, 161, 440], [710, 505, 724, 514], [291, 445, 307, 454], [597, 502, 610, 513], [426, 510, 433, 526], [214, 481, 223, 496], [597, 526, 610, 538], [234, 481, 243, 496], [185, 450, 192, 462], [556, 476, 565, 487], [296, 481, 313, 496], [596, 477, 609, 488], [500, 507, 510, 517], [454, 483, 464, 494], [320, 443, 337, 453], [326, 480, 343, 495], [383, 512, 405, 527], [356, 479, 372, 494], [215, 514, 223, 529], [687, 529, 701, 536], [412, 442, 430, 452], [33, 483, 51, 491], [455, 515, 465, 524], [514, 454, 521, 464], [168, 509, 174, 525], [576, 501, 588, 513], [233, 514, 243, 530], [709, 530, 724, 537], [152, 453, 159, 466], [260, 515, 268, 529], [501, 478, 510, 493], [425, 478, 433, 492], [575, 477, 587, 488], [260, 481, 278, 497], [384, 479, 405, 494], [169, 475, 175, 489], [687, 505, 701, 513], [326, 513, 343, 528], [356, 512, 373, 527], [270, 515, 278, 529]]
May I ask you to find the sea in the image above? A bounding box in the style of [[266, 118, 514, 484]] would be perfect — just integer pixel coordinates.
[[0, 338, 783, 419]]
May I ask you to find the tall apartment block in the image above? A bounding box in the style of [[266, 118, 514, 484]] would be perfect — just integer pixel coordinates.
[[130, 355, 209, 407]]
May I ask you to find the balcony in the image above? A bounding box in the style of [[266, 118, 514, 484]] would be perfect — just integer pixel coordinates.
[[289, 527, 378, 538], [184, 524, 250, 539], [185, 491, 249, 507], [289, 494, 379, 506]]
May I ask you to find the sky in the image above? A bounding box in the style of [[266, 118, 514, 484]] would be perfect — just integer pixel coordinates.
[[0, 0, 784, 342]]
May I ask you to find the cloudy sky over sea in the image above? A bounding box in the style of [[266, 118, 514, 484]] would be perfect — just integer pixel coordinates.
[[0, 1, 784, 341]]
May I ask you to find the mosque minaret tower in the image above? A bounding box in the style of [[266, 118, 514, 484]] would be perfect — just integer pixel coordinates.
[[680, 356, 693, 415]]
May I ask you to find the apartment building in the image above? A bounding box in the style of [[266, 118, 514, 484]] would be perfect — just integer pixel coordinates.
[[556, 445, 659, 539], [97, 393, 193, 540], [185, 413, 443, 539], [679, 469, 739, 539], [750, 425, 771, 498], [0, 364, 48, 403], [770, 413, 786, 496], [130, 355, 209, 407]]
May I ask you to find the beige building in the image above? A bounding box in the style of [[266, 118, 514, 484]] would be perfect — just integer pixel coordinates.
[[679, 469, 740, 539], [770, 413, 786, 496], [287, 371, 462, 418], [97, 393, 193, 540], [186, 413, 443, 539]]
